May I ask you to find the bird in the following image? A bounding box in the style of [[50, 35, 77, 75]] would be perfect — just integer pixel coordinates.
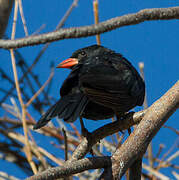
[[33, 45, 145, 131]]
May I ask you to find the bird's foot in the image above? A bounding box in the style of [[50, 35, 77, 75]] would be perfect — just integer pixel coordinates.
[[81, 127, 92, 140], [79, 117, 94, 155], [120, 111, 135, 120]]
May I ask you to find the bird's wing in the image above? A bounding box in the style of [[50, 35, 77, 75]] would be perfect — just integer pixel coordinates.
[[79, 62, 132, 94], [79, 59, 144, 110]]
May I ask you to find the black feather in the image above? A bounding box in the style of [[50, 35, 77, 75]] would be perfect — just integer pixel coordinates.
[[34, 45, 145, 129]]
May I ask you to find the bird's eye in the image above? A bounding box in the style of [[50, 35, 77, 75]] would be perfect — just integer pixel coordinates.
[[79, 51, 86, 57]]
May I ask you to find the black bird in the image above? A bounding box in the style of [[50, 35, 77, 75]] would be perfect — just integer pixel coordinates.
[[33, 45, 145, 130]]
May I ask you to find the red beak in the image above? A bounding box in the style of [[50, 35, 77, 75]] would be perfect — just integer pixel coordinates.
[[56, 58, 78, 68]]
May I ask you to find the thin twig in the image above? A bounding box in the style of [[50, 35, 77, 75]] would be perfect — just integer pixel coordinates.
[[15, 53, 43, 109], [26, 70, 54, 107], [0, 171, 19, 180], [1, 128, 64, 166], [10, 0, 37, 174], [56, 0, 79, 29], [38, 147, 64, 166], [70, 123, 82, 140], [31, 24, 46, 36], [142, 163, 170, 180], [15, 49, 51, 106], [157, 138, 179, 170], [62, 128, 69, 161], [165, 150, 179, 164], [163, 125, 179, 135], [172, 171, 179, 179], [10, 50, 37, 173], [155, 144, 165, 159], [11, 0, 18, 40], [18, 0, 28, 36], [93, 0, 101, 45], [0, 68, 15, 84]]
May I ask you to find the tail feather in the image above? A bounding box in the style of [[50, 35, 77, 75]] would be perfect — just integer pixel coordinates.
[[33, 101, 60, 129], [33, 93, 88, 130], [49, 96, 71, 119], [63, 94, 88, 122], [57, 98, 78, 120]]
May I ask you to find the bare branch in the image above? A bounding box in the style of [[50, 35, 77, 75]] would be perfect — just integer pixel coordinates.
[[0, 7, 178, 49], [70, 110, 146, 162], [0, 171, 19, 180], [93, 0, 101, 45], [110, 81, 179, 179], [26, 156, 112, 180], [26, 77, 179, 180], [142, 163, 170, 180]]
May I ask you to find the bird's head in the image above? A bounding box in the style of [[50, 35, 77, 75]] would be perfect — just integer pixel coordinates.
[[56, 45, 114, 69]]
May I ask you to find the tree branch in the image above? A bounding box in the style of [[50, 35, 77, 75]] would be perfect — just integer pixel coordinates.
[[0, 7, 179, 49], [26, 156, 112, 180], [25, 82, 179, 179], [70, 110, 146, 162], [109, 81, 179, 179]]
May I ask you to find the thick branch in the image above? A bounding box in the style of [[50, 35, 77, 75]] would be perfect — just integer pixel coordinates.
[[0, 7, 179, 49], [110, 81, 179, 179], [26, 156, 112, 180]]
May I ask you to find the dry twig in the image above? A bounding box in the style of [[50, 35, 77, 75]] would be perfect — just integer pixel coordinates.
[[10, 0, 37, 173], [93, 0, 101, 45]]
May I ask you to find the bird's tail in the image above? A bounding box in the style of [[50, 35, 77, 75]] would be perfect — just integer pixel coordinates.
[[33, 93, 88, 129]]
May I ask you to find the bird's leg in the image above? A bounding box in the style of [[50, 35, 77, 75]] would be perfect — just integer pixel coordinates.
[[124, 111, 135, 135], [127, 128, 131, 135], [115, 112, 125, 134], [79, 116, 92, 140], [116, 111, 134, 135], [123, 111, 135, 135]]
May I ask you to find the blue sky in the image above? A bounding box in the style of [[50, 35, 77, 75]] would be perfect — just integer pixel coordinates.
[[0, 0, 179, 179]]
